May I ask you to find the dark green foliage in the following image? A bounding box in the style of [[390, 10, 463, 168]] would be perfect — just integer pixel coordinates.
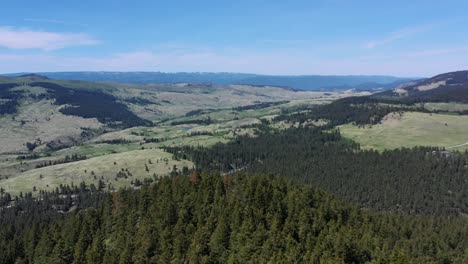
[[16, 153, 41, 160], [171, 116, 212, 126], [167, 127, 468, 215], [185, 108, 215, 117], [98, 138, 132, 144], [0, 83, 20, 114], [375, 71, 468, 103], [0, 83, 20, 97], [402, 84, 468, 103], [25, 142, 37, 152], [233, 100, 289, 111], [143, 137, 165, 143], [30, 82, 151, 128], [0, 174, 467, 263], [275, 96, 421, 126], [376, 84, 468, 104], [188, 131, 214, 137], [35, 154, 87, 169], [0, 99, 18, 114]]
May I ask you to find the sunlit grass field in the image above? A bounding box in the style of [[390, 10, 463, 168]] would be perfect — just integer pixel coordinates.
[[339, 111, 468, 151]]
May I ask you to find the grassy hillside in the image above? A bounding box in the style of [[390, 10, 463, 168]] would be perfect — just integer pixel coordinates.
[[424, 102, 468, 112], [0, 97, 103, 153], [339, 112, 468, 151], [111, 83, 340, 120], [0, 149, 192, 196]]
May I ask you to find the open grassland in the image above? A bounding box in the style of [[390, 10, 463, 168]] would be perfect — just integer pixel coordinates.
[[89, 116, 263, 146], [423, 102, 468, 112], [0, 98, 103, 153], [113, 83, 344, 121], [339, 111, 468, 151], [0, 149, 192, 196]]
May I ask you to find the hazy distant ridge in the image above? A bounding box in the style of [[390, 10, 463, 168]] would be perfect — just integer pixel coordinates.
[[3, 71, 414, 91]]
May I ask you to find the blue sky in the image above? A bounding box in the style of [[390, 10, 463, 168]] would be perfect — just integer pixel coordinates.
[[0, 0, 467, 76]]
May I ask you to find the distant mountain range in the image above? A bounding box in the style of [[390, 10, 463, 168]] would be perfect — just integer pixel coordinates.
[[2, 72, 415, 91]]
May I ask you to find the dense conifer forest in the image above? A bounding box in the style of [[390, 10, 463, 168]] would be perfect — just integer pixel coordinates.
[[399, 84, 468, 103], [167, 126, 468, 215], [375, 85, 468, 104], [0, 83, 21, 114], [374, 71, 468, 103], [274, 96, 428, 127], [1, 175, 467, 263]]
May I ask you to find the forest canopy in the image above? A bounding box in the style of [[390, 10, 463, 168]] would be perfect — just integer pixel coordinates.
[[1, 174, 467, 264]]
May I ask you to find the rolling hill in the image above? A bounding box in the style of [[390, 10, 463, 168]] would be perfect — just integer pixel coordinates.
[[375, 70, 468, 103]]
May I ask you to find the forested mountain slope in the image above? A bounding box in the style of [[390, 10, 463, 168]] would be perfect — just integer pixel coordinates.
[[1, 174, 467, 263], [375, 70, 468, 103], [273, 71, 468, 130]]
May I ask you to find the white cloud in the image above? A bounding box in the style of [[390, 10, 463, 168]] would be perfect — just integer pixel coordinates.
[[365, 24, 434, 49], [0, 26, 99, 51]]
